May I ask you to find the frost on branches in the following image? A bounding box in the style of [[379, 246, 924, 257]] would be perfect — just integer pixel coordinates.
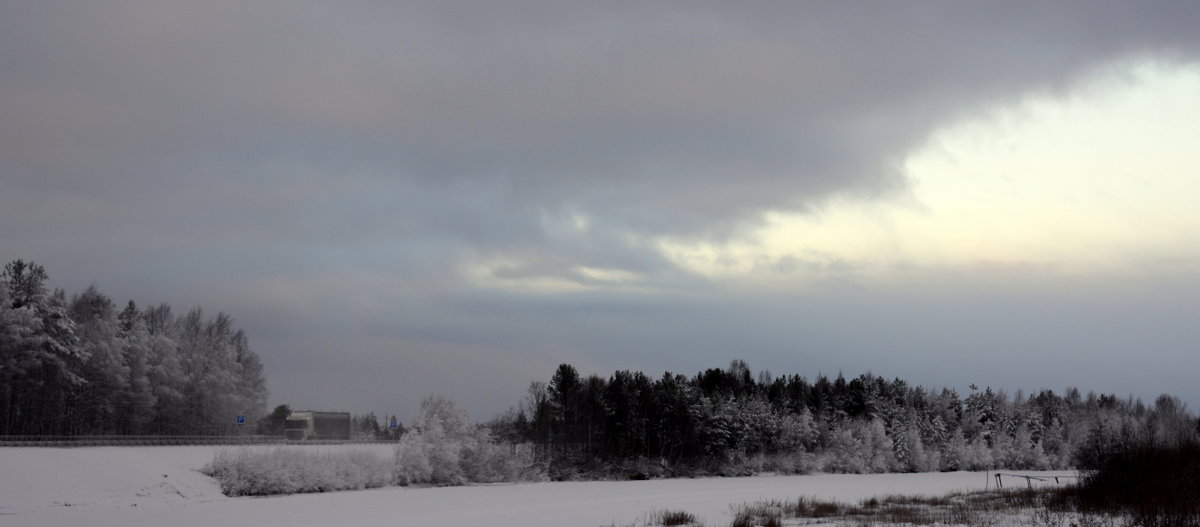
[[394, 395, 544, 486]]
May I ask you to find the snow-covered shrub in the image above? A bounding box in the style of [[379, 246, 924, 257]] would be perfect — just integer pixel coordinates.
[[819, 419, 896, 473], [892, 426, 927, 472], [394, 395, 544, 486], [723, 451, 817, 476], [202, 447, 392, 496], [939, 428, 968, 471], [999, 424, 1050, 469], [821, 428, 867, 473], [961, 435, 995, 470], [461, 437, 544, 483]]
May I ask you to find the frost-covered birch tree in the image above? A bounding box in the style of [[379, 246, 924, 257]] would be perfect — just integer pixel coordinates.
[[0, 260, 268, 435]]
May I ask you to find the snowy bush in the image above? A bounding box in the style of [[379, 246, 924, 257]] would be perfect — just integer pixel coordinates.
[[461, 436, 544, 483], [821, 428, 868, 473], [711, 451, 817, 477], [394, 395, 544, 486], [202, 447, 392, 496], [820, 419, 896, 474], [892, 426, 935, 473]]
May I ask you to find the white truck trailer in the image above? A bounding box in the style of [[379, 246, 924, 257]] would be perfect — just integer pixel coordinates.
[[283, 411, 352, 440]]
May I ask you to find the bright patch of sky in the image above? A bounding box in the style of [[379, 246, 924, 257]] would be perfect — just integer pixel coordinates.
[[658, 60, 1200, 286]]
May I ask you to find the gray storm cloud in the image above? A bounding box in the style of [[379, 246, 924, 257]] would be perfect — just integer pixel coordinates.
[[2, 1, 1199, 417]]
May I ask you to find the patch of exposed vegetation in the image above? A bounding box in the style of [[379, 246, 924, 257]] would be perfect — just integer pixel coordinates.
[[1077, 440, 1200, 527], [728, 488, 1076, 526], [657, 510, 699, 526], [726, 441, 1200, 527]]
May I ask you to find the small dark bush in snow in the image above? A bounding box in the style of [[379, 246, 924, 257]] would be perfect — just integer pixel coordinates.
[[1078, 439, 1200, 527], [656, 509, 697, 526]]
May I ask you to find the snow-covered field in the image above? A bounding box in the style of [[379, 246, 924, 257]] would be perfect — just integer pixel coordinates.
[[0, 445, 1073, 526]]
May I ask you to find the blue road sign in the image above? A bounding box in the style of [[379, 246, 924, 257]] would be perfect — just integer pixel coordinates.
[[389, 416, 398, 429], [237, 415, 245, 424]]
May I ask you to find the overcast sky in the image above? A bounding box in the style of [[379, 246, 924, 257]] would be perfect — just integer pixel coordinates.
[[3, 1, 1199, 420]]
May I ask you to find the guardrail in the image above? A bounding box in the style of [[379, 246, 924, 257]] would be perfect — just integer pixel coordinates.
[[0, 435, 400, 447], [992, 472, 1081, 489]]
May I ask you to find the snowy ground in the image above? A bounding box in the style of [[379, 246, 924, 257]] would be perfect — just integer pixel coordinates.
[[0, 445, 1074, 526]]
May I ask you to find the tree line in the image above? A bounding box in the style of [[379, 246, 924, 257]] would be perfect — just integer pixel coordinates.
[[493, 361, 1199, 477], [0, 260, 268, 435]]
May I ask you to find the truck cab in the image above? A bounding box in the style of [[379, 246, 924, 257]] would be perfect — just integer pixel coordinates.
[[284, 415, 311, 440]]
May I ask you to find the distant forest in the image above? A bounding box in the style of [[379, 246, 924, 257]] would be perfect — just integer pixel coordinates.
[[0, 260, 268, 435], [5, 259, 1198, 479], [490, 362, 1199, 477]]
